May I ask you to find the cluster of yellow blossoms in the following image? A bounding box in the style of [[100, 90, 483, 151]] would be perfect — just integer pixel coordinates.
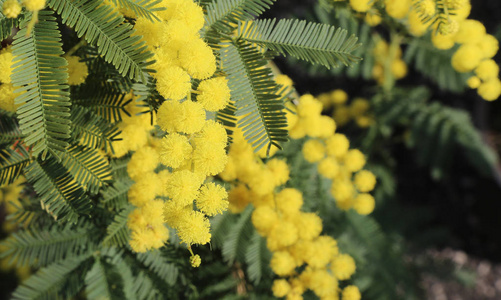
[[221, 129, 361, 300], [371, 39, 407, 85], [347, 0, 501, 101], [0, 177, 31, 281], [2, 0, 45, 19], [318, 89, 373, 128], [124, 0, 232, 262]]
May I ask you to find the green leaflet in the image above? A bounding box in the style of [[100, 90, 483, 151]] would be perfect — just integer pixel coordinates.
[[11, 11, 71, 160], [220, 40, 288, 152], [237, 18, 362, 69], [48, 0, 153, 81]]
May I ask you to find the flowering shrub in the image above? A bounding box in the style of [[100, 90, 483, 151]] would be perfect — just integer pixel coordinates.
[[0, 0, 498, 299]]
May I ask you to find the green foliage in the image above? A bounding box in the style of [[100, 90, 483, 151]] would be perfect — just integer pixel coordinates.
[[373, 87, 497, 178], [405, 36, 469, 93], [238, 18, 361, 69], [136, 250, 182, 286], [47, 0, 153, 81], [204, 0, 276, 33], [12, 255, 91, 300], [245, 230, 270, 284], [0, 222, 95, 267], [110, 0, 164, 21], [0, 146, 30, 186], [102, 204, 134, 246], [12, 11, 71, 159], [0, 0, 24, 40], [221, 206, 254, 264], [85, 257, 127, 300], [24, 157, 92, 223], [220, 40, 288, 151]]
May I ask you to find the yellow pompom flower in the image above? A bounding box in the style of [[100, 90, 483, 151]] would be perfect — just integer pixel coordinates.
[[196, 77, 231, 111], [164, 170, 204, 206], [309, 269, 338, 298], [228, 184, 252, 213], [477, 34, 499, 59], [266, 158, 290, 186], [432, 32, 455, 50], [272, 279, 291, 298], [318, 116, 337, 138], [169, 0, 205, 32], [349, 0, 371, 12], [156, 100, 206, 134], [343, 149, 366, 172], [127, 173, 162, 207], [176, 210, 211, 245], [127, 146, 159, 181], [354, 170, 376, 192], [134, 17, 166, 48], [302, 139, 326, 163], [365, 12, 382, 27], [297, 94, 322, 118], [270, 251, 296, 276], [193, 120, 228, 149], [0, 84, 17, 112], [2, 0, 21, 18], [475, 59, 499, 81], [326, 133, 350, 158], [22, 0, 44, 11], [350, 98, 370, 117], [268, 220, 299, 250], [196, 182, 228, 216], [419, 0, 436, 16], [304, 236, 339, 268], [342, 286, 361, 300], [252, 205, 279, 235], [467, 76, 481, 89], [333, 106, 351, 127], [156, 67, 191, 100], [192, 144, 228, 176], [178, 39, 216, 80], [66, 56, 88, 85], [477, 78, 501, 101], [331, 180, 355, 202], [452, 44, 483, 73], [385, 0, 411, 19], [295, 212, 323, 241], [160, 133, 192, 169], [353, 193, 376, 215], [318, 157, 340, 179], [161, 18, 199, 49], [163, 200, 191, 228], [331, 254, 356, 280], [247, 168, 276, 195], [275, 188, 303, 215], [190, 254, 201, 268], [130, 227, 168, 253], [219, 157, 237, 181], [454, 19, 486, 45], [331, 89, 348, 105], [0, 50, 12, 84], [408, 9, 429, 37]]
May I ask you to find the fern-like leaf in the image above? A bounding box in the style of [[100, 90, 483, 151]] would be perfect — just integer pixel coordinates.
[[222, 205, 253, 264], [71, 105, 121, 151], [110, 0, 164, 22], [47, 0, 153, 81], [245, 230, 270, 284], [11, 255, 90, 300], [99, 177, 134, 209], [204, 0, 276, 33], [85, 257, 127, 300], [12, 11, 71, 159], [24, 157, 92, 223], [237, 18, 361, 69], [102, 204, 134, 246], [136, 249, 180, 285], [220, 40, 287, 151], [0, 146, 30, 186], [0, 223, 94, 267], [61, 144, 112, 194], [0, 115, 24, 146]]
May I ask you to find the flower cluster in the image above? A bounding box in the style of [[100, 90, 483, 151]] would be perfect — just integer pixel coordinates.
[[347, 0, 500, 101], [221, 128, 361, 300], [2, 0, 45, 19], [371, 39, 407, 85], [287, 93, 376, 215], [318, 89, 373, 129]]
